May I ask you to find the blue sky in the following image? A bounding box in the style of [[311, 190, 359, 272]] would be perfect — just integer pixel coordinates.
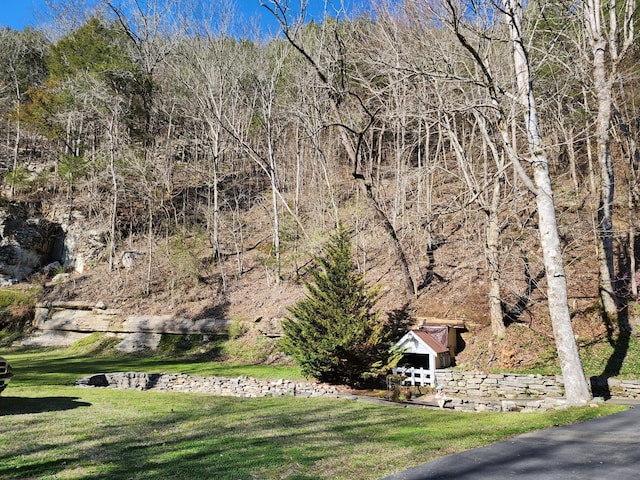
[[0, 1, 360, 31], [1, 0, 41, 29]]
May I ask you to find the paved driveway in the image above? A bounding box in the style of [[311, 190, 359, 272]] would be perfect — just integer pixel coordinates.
[[381, 405, 640, 480]]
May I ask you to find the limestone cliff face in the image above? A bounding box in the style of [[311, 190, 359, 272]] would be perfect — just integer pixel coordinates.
[[26, 301, 232, 351], [0, 202, 64, 283]]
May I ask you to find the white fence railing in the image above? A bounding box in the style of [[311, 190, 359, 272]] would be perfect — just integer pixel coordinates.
[[392, 366, 436, 386]]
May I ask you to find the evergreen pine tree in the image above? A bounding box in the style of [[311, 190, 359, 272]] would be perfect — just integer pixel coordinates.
[[281, 224, 390, 387]]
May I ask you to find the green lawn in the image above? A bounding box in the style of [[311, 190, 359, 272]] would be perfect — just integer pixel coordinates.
[[5, 347, 305, 387], [0, 347, 628, 480]]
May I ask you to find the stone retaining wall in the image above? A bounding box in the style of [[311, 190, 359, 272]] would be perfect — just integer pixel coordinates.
[[616, 379, 640, 397], [76, 370, 640, 412], [435, 370, 640, 400], [78, 372, 584, 412], [434, 370, 565, 398], [442, 396, 572, 412], [77, 372, 344, 398]]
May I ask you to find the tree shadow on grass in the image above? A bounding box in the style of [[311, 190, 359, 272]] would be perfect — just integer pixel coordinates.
[[0, 395, 91, 415], [590, 243, 634, 400], [0, 391, 614, 480], [589, 306, 631, 400]]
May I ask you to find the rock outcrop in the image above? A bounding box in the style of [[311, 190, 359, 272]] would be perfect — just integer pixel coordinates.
[[24, 301, 231, 352], [0, 202, 64, 284]]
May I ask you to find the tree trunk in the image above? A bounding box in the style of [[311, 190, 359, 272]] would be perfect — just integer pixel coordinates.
[[207, 120, 222, 257], [506, 0, 591, 403], [629, 186, 637, 296], [444, 111, 506, 337], [487, 176, 506, 338], [479, 114, 506, 337], [146, 201, 153, 296], [592, 33, 618, 323], [268, 127, 281, 284], [583, 0, 636, 323], [563, 124, 579, 194], [107, 114, 119, 272]]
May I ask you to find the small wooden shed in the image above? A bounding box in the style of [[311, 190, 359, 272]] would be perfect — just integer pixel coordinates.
[[415, 317, 467, 361], [392, 330, 451, 386]]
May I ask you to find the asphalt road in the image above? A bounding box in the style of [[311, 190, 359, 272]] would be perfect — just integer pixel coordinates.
[[381, 404, 640, 480]]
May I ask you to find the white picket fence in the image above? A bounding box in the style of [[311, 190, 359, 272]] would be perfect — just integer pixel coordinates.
[[392, 366, 436, 386]]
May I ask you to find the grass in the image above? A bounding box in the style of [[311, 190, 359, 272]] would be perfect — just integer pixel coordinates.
[[512, 334, 640, 378], [0, 346, 628, 480], [4, 345, 306, 387], [579, 334, 640, 379]]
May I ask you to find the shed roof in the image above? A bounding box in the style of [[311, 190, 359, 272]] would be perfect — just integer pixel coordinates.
[[395, 330, 449, 355], [413, 330, 449, 353]]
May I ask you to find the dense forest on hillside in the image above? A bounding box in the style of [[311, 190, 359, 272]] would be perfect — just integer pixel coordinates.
[[1, 0, 640, 393]]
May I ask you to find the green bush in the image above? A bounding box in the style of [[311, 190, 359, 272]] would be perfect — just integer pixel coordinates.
[[228, 318, 249, 340]]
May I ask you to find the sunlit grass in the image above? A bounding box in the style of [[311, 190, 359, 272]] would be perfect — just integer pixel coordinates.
[[579, 334, 640, 379], [1, 383, 625, 480], [0, 346, 628, 479], [4, 346, 305, 387]]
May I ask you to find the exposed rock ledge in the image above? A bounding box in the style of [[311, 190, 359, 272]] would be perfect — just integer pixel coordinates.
[[23, 302, 232, 352]]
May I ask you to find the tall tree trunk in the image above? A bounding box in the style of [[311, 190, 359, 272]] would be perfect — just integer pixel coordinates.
[[583, 87, 598, 197], [478, 114, 507, 337], [506, 0, 591, 403], [146, 201, 153, 296], [11, 115, 19, 199], [207, 120, 222, 257], [629, 186, 637, 296], [591, 28, 618, 322], [443, 111, 506, 337], [487, 176, 506, 338], [583, 0, 636, 323], [107, 114, 119, 272], [562, 124, 579, 194], [268, 124, 281, 284]]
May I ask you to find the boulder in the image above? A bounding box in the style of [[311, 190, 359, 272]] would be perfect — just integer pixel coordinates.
[[76, 373, 109, 387]]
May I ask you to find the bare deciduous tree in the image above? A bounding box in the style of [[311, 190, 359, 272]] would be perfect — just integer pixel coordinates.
[[582, 0, 636, 326], [437, 0, 591, 402]]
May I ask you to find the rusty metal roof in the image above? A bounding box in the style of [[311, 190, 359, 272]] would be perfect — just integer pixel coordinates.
[[411, 330, 449, 354]]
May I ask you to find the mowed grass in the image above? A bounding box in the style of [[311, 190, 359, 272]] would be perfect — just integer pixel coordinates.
[[5, 347, 306, 387], [0, 347, 628, 480]]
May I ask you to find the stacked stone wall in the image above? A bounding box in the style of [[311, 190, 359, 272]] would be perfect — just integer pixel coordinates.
[[434, 370, 564, 398], [76, 370, 640, 413], [77, 372, 344, 398], [434, 370, 640, 401]]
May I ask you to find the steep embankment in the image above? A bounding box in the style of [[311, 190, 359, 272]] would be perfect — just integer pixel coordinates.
[[21, 184, 624, 374]]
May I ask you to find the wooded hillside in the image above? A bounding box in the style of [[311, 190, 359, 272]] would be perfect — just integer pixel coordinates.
[[1, 0, 639, 379]]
